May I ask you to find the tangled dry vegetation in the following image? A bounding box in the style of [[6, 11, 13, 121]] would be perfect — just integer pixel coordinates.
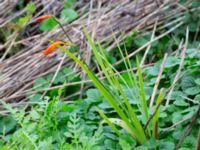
[[0, 0, 198, 103]]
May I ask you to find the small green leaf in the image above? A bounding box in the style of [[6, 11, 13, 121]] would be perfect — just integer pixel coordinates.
[[60, 8, 78, 22], [194, 94, 200, 102], [17, 15, 31, 26], [182, 136, 196, 149], [53, 71, 66, 84], [145, 65, 160, 76], [172, 112, 182, 124], [30, 110, 40, 120], [29, 93, 43, 102], [184, 87, 200, 95], [195, 78, 200, 85], [33, 77, 49, 90], [63, 0, 75, 8], [98, 100, 112, 109], [64, 132, 73, 138], [145, 138, 158, 149], [86, 89, 102, 103], [173, 99, 189, 106], [159, 141, 175, 150], [173, 128, 183, 140], [104, 132, 117, 140], [119, 134, 136, 149], [165, 57, 181, 68], [39, 18, 58, 31], [62, 67, 73, 74], [0, 116, 17, 134], [26, 2, 36, 13], [119, 139, 131, 150], [181, 76, 196, 91], [38, 138, 53, 150], [171, 91, 186, 100], [134, 36, 149, 47], [134, 146, 148, 150], [104, 139, 119, 150]]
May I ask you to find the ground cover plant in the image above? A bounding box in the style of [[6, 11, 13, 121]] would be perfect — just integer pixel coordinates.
[[0, 0, 200, 150]]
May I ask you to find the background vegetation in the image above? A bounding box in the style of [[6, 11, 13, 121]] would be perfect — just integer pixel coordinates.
[[0, 0, 200, 150]]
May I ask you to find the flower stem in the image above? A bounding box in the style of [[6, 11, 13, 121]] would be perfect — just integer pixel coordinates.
[[52, 17, 74, 44]]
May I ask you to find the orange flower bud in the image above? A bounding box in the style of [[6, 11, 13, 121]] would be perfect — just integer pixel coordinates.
[[35, 15, 52, 22], [43, 41, 65, 56]]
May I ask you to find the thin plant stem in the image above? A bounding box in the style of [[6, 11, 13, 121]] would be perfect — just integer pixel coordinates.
[[52, 17, 74, 44]]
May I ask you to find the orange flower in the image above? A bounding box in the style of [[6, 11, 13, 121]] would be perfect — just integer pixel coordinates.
[[43, 41, 65, 56], [35, 15, 52, 22]]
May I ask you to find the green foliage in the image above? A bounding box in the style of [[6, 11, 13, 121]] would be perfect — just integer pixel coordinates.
[[39, 18, 58, 31], [0, 116, 16, 134], [64, 113, 103, 150], [26, 2, 36, 13], [63, 0, 76, 8], [1, 45, 199, 149], [61, 29, 148, 143], [39, 0, 77, 31], [28, 67, 81, 102], [57, 29, 170, 145], [0, 95, 103, 149], [16, 2, 36, 27], [60, 0, 78, 23], [119, 134, 136, 150], [60, 9, 78, 23]]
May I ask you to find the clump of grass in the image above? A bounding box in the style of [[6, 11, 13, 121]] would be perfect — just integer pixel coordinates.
[[56, 28, 165, 144]]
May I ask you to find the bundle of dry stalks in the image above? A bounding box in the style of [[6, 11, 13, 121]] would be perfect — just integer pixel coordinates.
[[0, 0, 198, 103]]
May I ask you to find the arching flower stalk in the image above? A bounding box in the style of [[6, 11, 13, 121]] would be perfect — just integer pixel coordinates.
[[43, 41, 74, 56], [34, 15, 74, 43]]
